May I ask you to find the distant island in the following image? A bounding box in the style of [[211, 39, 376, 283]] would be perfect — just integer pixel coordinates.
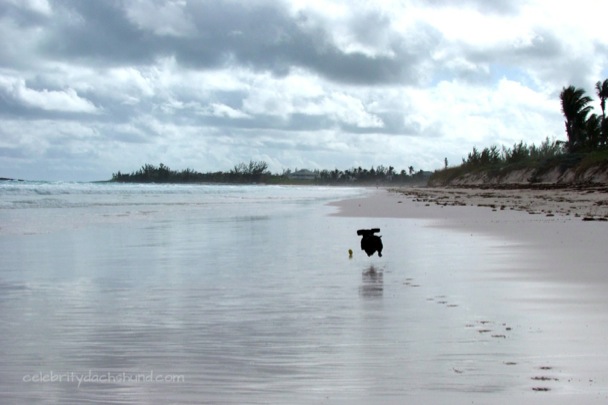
[[111, 162, 432, 185]]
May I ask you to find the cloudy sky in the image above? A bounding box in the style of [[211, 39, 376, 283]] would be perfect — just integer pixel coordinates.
[[1, 0, 607, 181]]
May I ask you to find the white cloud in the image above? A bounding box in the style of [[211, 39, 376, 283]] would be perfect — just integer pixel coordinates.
[[107, 67, 156, 98], [0, 76, 98, 113], [1, 0, 607, 180], [207, 103, 251, 119], [239, 70, 383, 127], [318, 92, 384, 128], [407, 78, 563, 150]]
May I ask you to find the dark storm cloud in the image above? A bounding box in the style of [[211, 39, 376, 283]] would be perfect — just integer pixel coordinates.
[[0, 1, 49, 27], [39, 0, 429, 85], [188, 3, 438, 85], [41, 0, 163, 66]]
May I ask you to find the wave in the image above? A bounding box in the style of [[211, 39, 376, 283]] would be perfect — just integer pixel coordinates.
[[0, 182, 367, 210]]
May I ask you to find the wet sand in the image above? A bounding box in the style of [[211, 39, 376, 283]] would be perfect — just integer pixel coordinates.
[[331, 187, 608, 403], [332, 187, 608, 285], [3, 183, 608, 404]]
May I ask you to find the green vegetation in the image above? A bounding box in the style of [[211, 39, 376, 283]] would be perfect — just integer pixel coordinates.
[[111, 161, 430, 185], [112, 162, 271, 184], [431, 78, 608, 185], [430, 138, 567, 185]]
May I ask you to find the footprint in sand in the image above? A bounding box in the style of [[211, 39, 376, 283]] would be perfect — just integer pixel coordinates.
[[429, 294, 459, 307], [530, 371, 559, 392], [424, 294, 458, 307], [467, 320, 513, 338], [531, 376, 559, 382], [403, 278, 421, 288]]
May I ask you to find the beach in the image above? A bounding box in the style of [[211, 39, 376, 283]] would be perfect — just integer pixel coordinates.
[[332, 186, 608, 403], [1, 182, 608, 404]]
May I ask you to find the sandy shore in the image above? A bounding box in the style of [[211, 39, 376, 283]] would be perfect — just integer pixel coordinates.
[[331, 186, 608, 285], [335, 185, 608, 220], [330, 186, 608, 403]]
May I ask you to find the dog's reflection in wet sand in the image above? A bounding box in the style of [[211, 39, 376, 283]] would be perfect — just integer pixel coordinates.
[[359, 265, 383, 298]]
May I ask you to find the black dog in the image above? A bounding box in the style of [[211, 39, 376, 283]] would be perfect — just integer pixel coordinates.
[[357, 228, 383, 257]]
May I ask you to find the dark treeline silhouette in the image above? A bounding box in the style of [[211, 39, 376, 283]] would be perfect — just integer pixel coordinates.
[[433, 78, 608, 184], [111, 162, 270, 183], [460, 137, 565, 168], [111, 161, 430, 185], [313, 165, 428, 184]]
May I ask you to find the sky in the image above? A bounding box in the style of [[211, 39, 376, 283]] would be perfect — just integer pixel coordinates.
[[1, 0, 608, 181]]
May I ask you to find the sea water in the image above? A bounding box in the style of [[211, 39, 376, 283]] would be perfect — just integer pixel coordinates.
[[0, 182, 596, 403]]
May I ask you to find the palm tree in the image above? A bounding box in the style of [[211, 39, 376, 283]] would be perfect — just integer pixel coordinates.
[[560, 86, 593, 151], [585, 114, 602, 149], [596, 79, 608, 120], [596, 79, 608, 145]]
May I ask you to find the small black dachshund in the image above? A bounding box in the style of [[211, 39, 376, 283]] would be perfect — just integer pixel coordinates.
[[357, 228, 383, 257]]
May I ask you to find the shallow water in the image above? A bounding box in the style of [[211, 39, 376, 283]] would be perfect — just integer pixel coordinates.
[[1, 183, 606, 403]]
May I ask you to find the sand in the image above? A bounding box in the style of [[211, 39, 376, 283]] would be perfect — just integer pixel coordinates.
[[3, 183, 607, 404], [331, 186, 608, 403], [332, 186, 608, 285], [334, 185, 608, 220]]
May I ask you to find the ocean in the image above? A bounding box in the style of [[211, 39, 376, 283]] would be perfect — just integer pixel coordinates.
[[0, 182, 577, 403]]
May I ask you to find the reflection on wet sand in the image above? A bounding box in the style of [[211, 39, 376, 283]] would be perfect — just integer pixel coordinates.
[[359, 265, 383, 298]]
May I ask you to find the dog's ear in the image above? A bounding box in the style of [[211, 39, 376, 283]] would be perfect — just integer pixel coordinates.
[[370, 228, 380, 233], [356, 229, 367, 236]]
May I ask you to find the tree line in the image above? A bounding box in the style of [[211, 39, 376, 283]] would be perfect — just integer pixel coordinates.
[[461, 137, 565, 168], [456, 78, 608, 169], [311, 165, 428, 184], [111, 162, 430, 185], [111, 162, 271, 183]]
